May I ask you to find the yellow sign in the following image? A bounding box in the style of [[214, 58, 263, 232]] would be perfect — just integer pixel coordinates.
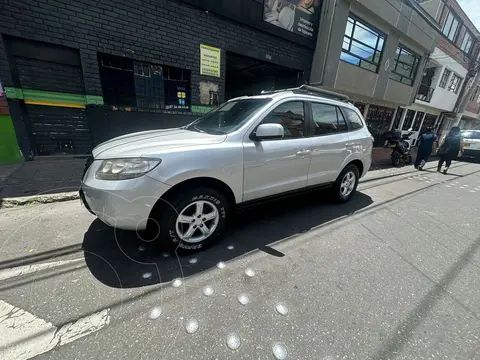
[[200, 44, 221, 78]]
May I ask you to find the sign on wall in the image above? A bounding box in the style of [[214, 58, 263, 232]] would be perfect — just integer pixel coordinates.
[[200, 44, 221, 78], [263, 0, 322, 39]]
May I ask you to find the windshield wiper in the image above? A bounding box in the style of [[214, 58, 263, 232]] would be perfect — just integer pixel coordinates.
[[193, 125, 207, 133], [187, 124, 226, 135], [204, 128, 226, 135]]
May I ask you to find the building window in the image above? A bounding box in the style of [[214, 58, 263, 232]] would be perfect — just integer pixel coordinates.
[[470, 85, 480, 102], [448, 73, 462, 93], [366, 105, 395, 147], [392, 107, 404, 130], [390, 45, 420, 86], [402, 109, 416, 130], [442, 10, 460, 42], [98, 53, 191, 111], [413, 112, 425, 131], [460, 30, 474, 54], [98, 54, 136, 107], [340, 16, 385, 73], [439, 68, 451, 88], [420, 114, 438, 135]]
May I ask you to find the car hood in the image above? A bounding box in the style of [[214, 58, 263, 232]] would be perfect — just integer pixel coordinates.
[[92, 128, 227, 158]]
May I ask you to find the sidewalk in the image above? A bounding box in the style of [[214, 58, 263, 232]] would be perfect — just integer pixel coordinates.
[[0, 148, 421, 208], [0, 156, 86, 207], [370, 146, 420, 170]]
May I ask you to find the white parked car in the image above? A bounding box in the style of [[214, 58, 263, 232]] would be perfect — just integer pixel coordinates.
[[461, 130, 480, 159], [80, 86, 373, 253]]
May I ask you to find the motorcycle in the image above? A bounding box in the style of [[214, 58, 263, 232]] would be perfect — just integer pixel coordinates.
[[385, 129, 414, 167]]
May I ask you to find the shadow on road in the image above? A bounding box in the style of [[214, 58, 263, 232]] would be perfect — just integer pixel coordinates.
[[82, 191, 373, 288], [371, 234, 480, 360]]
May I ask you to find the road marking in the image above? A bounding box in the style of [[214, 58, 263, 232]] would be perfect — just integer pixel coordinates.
[[0, 259, 84, 281], [0, 300, 110, 360]]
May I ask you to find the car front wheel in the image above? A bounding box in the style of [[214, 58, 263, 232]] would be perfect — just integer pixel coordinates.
[[154, 187, 229, 253]]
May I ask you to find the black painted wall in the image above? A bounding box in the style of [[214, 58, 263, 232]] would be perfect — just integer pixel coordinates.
[[0, 0, 314, 157], [87, 107, 196, 146], [0, 0, 313, 104]]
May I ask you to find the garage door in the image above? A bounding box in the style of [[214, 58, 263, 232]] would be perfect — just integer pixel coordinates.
[[7, 37, 92, 156]]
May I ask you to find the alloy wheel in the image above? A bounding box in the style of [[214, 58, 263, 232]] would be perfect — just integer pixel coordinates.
[[175, 200, 220, 243], [340, 171, 356, 198]]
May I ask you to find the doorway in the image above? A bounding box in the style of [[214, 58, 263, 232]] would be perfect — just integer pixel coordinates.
[[225, 52, 302, 100]]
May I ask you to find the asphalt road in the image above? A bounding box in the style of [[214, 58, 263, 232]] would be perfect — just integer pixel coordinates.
[[1, 161, 480, 360]]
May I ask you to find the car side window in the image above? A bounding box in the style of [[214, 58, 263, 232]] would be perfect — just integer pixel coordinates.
[[342, 108, 364, 130], [311, 103, 348, 135], [259, 101, 305, 139]]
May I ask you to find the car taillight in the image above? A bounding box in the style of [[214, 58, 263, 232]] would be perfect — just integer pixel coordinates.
[[370, 136, 375, 143]]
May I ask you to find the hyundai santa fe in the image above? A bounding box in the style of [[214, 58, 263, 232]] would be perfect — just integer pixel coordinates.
[[80, 85, 373, 253]]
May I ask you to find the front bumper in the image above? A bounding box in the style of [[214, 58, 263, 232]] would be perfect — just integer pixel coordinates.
[[462, 148, 480, 158], [80, 161, 171, 231]]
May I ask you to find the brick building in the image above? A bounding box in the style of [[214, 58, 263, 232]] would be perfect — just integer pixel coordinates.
[[0, 0, 318, 160]]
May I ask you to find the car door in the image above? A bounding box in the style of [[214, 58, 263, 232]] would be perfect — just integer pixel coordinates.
[[306, 101, 351, 186], [242, 100, 312, 202], [342, 106, 372, 168]]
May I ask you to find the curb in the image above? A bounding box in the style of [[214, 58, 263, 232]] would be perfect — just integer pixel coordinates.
[[0, 191, 79, 209], [0, 158, 443, 209]]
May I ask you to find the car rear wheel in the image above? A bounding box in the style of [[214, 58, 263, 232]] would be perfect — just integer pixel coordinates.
[[152, 187, 229, 253], [332, 164, 359, 203]]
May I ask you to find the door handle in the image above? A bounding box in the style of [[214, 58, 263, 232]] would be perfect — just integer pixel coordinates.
[[296, 149, 311, 156], [346, 142, 355, 147]]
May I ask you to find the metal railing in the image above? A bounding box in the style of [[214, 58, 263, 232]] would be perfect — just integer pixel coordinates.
[[415, 84, 435, 103]]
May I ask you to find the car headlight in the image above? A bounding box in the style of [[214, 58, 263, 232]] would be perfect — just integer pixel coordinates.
[[95, 158, 161, 180]]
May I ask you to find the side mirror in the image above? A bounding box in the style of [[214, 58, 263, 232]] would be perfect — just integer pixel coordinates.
[[408, 128, 413, 132], [253, 123, 285, 140]]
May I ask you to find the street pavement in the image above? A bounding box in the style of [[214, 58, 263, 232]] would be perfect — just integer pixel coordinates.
[[1, 161, 480, 360]]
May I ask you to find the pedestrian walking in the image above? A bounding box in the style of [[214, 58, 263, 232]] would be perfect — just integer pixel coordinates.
[[414, 127, 437, 170], [437, 126, 463, 174]]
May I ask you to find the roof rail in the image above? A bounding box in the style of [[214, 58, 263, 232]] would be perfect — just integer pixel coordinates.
[[261, 85, 350, 102]]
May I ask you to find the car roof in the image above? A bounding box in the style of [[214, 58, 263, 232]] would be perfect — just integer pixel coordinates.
[[228, 91, 360, 113]]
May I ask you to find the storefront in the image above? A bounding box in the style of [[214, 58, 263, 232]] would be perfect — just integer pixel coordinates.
[[365, 105, 395, 147], [390, 106, 440, 147], [1, 0, 320, 159]]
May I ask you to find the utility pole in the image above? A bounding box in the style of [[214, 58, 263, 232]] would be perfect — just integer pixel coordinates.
[[452, 61, 480, 127]]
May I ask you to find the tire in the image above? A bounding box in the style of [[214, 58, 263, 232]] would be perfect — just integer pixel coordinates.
[[406, 153, 413, 165], [391, 151, 401, 167], [332, 164, 360, 203], [152, 187, 230, 254]]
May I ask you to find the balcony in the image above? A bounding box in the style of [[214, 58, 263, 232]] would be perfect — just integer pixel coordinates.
[[416, 83, 435, 103]]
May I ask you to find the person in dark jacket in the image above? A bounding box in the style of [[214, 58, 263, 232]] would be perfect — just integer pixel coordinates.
[[437, 126, 463, 174], [414, 127, 437, 170]]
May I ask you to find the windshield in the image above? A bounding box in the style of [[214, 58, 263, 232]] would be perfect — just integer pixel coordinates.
[[461, 131, 480, 139], [186, 98, 272, 134]]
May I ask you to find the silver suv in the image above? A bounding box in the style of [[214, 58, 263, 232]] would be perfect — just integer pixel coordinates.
[[80, 86, 373, 252]]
